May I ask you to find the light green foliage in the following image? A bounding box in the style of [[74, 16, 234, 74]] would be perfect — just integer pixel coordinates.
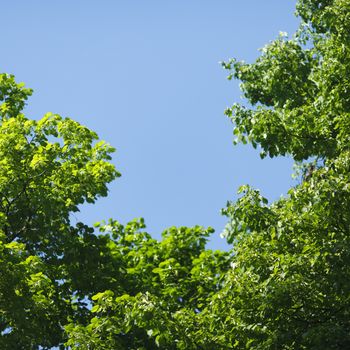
[[0, 73, 120, 348], [0, 112, 118, 248], [0, 236, 58, 349], [0, 74, 32, 118]]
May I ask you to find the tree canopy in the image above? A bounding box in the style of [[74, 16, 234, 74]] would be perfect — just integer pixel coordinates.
[[1, 0, 350, 349]]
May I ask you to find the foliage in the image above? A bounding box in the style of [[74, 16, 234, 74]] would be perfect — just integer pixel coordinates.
[[66, 221, 229, 349], [1, 0, 350, 349], [0, 73, 119, 348], [216, 0, 350, 347], [67, 0, 350, 348]]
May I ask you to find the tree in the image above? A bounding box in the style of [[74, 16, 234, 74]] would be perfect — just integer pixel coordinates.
[[0, 73, 120, 348], [0, 76, 230, 349], [65, 221, 230, 349], [65, 0, 350, 349]]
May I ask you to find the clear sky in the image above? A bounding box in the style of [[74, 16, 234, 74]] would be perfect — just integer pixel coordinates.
[[3, 1, 300, 250]]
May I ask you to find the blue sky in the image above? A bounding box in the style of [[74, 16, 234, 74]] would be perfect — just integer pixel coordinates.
[[3, 1, 299, 250]]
